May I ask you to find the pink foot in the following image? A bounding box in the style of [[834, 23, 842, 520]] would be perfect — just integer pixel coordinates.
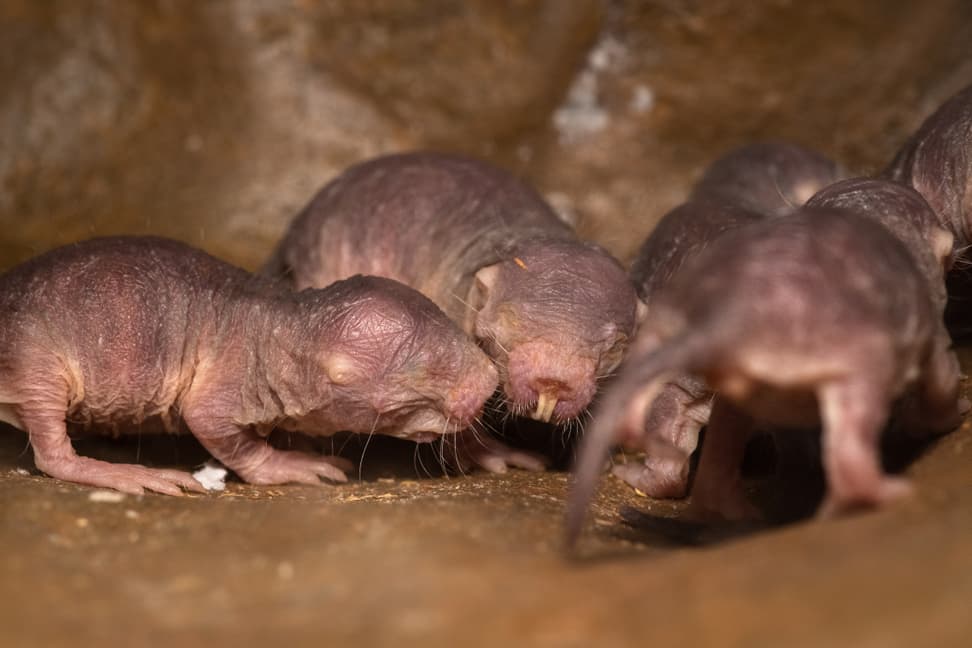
[[36, 455, 206, 496], [443, 431, 548, 474], [612, 456, 690, 499], [234, 450, 354, 486], [817, 476, 913, 518]]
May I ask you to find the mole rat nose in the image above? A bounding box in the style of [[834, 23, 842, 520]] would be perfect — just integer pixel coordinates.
[[506, 343, 597, 423]]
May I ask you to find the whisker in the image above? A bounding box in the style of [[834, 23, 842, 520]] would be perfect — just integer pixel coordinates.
[[436, 435, 448, 476], [484, 330, 510, 355], [450, 291, 481, 314], [415, 439, 432, 478], [358, 413, 380, 481], [441, 416, 452, 477], [772, 175, 797, 210]]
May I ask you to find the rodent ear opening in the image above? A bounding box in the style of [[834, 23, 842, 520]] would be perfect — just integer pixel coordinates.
[[466, 264, 502, 334], [474, 264, 500, 294], [470, 264, 501, 310], [635, 298, 650, 327], [931, 227, 955, 271]]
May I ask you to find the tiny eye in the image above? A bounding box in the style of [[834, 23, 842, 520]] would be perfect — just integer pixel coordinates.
[[600, 334, 629, 374], [496, 304, 517, 325], [325, 353, 359, 385]]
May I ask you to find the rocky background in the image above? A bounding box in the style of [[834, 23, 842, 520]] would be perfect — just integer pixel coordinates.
[[2, 2, 972, 646], [4, 1, 971, 268]]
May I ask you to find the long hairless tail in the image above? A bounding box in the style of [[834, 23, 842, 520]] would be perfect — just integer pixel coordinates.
[[564, 333, 709, 549]]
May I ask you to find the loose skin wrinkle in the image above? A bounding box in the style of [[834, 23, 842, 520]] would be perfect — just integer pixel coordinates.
[[568, 206, 962, 545], [0, 236, 498, 494], [268, 152, 644, 473]]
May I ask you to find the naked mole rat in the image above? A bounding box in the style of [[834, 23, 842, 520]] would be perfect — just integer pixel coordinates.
[[885, 83, 972, 250], [567, 207, 963, 543], [267, 152, 643, 469], [884, 84, 972, 339], [614, 143, 842, 498], [617, 201, 765, 497], [0, 236, 498, 494], [691, 141, 844, 217]]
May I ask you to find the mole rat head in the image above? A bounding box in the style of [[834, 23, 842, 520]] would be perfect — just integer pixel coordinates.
[[310, 276, 498, 441], [469, 239, 645, 424]]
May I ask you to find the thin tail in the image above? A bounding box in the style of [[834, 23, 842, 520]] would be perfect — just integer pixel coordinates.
[[564, 333, 709, 549]]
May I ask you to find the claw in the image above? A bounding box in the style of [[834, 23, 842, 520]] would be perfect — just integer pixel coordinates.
[[532, 391, 558, 423]]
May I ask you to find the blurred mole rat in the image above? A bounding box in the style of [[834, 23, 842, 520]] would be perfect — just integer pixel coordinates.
[[617, 201, 765, 497], [691, 141, 844, 217], [884, 84, 972, 339], [613, 143, 842, 497], [885, 83, 972, 249], [267, 151, 643, 470], [0, 237, 497, 495], [567, 202, 963, 543]]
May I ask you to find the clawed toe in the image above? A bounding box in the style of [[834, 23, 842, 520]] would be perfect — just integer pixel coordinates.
[[37, 455, 206, 496], [612, 461, 689, 499], [236, 450, 350, 486], [817, 476, 913, 518]]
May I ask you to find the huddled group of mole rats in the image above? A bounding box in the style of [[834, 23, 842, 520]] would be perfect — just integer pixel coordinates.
[[2, 83, 971, 549]]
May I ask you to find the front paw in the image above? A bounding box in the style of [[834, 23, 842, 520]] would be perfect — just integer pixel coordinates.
[[443, 431, 548, 474], [612, 455, 690, 499], [235, 450, 354, 486]]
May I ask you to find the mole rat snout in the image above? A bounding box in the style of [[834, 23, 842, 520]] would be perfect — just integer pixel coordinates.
[[505, 343, 597, 423]]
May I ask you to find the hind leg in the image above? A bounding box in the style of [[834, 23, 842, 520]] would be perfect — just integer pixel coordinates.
[[817, 380, 910, 517], [906, 333, 966, 435], [18, 404, 205, 496], [688, 396, 760, 521]]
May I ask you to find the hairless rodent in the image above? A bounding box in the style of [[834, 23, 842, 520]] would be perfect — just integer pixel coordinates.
[[885, 83, 972, 250], [691, 141, 844, 217], [567, 205, 963, 543], [0, 236, 497, 494], [614, 142, 841, 498], [884, 84, 972, 339], [617, 201, 765, 498], [267, 152, 643, 470]]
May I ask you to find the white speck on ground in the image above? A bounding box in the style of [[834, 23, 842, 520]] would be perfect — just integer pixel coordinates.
[[88, 490, 127, 503], [193, 461, 229, 491]]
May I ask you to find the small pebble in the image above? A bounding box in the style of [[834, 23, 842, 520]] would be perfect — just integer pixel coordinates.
[[88, 490, 126, 503]]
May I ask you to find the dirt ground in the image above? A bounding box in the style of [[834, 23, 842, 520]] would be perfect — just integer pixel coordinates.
[[2, 380, 972, 647], [2, 2, 972, 646]]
